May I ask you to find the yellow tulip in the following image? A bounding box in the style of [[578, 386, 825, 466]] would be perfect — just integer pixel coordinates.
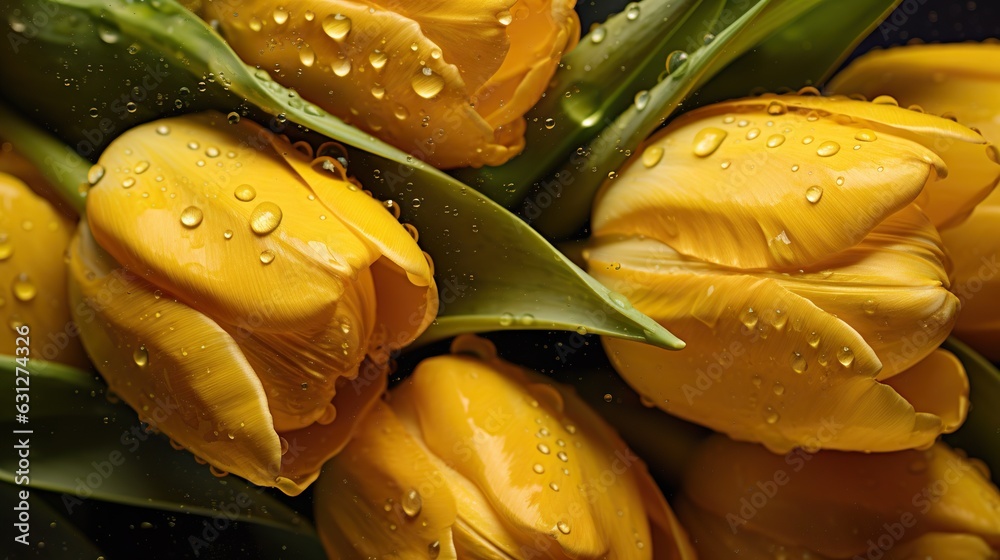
[[677, 435, 1000, 559], [0, 165, 88, 368], [829, 43, 1000, 361], [201, 0, 579, 170], [586, 94, 1000, 453], [67, 112, 437, 495], [314, 335, 696, 559]]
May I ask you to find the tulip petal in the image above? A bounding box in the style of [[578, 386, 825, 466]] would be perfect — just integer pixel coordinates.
[[592, 95, 957, 270], [942, 203, 1000, 361], [87, 113, 380, 333], [827, 46, 1000, 228], [314, 401, 459, 560], [888, 533, 997, 559], [0, 172, 88, 369], [684, 437, 1000, 558], [394, 354, 667, 559], [772, 205, 957, 379], [206, 1, 520, 168], [67, 223, 285, 492], [590, 234, 964, 452]]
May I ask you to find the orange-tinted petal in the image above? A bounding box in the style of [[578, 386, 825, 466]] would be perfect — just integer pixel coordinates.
[[683, 437, 1000, 558]]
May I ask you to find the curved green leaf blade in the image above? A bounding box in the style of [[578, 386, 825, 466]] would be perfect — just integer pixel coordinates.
[[942, 339, 1000, 485], [532, 0, 826, 239], [0, 0, 683, 350], [690, 0, 901, 108], [0, 356, 317, 537]]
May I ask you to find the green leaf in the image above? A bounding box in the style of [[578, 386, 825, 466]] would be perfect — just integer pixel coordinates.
[[532, 0, 829, 239], [1, 482, 105, 556], [689, 0, 902, 108], [0, 0, 683, 351], [942, 339, 1000, 485], [454, 0, 724, 207], [0, 356, 318, 537]]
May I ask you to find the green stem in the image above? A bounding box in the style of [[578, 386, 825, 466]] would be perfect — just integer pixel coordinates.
[[0, 102, 88, 214]]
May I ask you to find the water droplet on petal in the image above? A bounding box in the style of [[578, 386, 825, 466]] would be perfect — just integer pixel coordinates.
[[590, 26, 606, 44], [368, 49, 388, 70], [863, 298, 878, 315], [544, 117, 556, 129], [807, 331, 821, 348], [837, 346, 855, 367], [250, 202, 283, 235], [790, 351, 807, 374], [766, 134, 785, 148], [766, 100, 786, 115], [625, 2, 641, 20], [642, 146, 664, 167], [401, 489, 422, 518], [740, 307, 758, 329], [412, 68, 444, 99], [765, 407, 780, 424], [272, 7, 289, 24], [693, 127, 727, 157], [816, 141, 841, 157], [533, 463, 545, 474], [556, 521, 571, 534], [634, 90, 650, 111], [299, 46, 316, 67], [133, 346, 149, 367], [428, 541, 441, 559], [496, 9, 513, 25], [805, 185, 823, 203], [855, 129, 877, 142], [872, 95, 898, 106], [180, 206, 203, 228], [259, 250, 276, 265], [772, 382, 785, 396], [746, 128, 761, 140], [88, 165, 106, 185], [322, 14, 351, 40], [11, 274, 36, 302], [234, 184, 257, 202]]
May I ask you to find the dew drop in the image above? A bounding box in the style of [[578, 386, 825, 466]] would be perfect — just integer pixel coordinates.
[[279, 436, 289, 455], [625, 2, 641, 20], [412, 68, 444, 99], [299, 46, 316, 67], [807, 330, 821, 348], [223, 230, 233, 240], [322, 14, 351, 40], [394, 104, 410, 120], [537, 443, 550, 455], [248, 17, 262, 32], [88, 164, 106, 185], [766, 100, 786, 115], [871, 95, 898, 106], [790, 351, 807, 374], [766, 134, 785, 148], [533, 463, 545, 474], [665, 50, 688, 74], [11, 274, 36, 302], [272, 7, 289, 24], [496, 9, 513, 25], [746, 128, 761, 140], [0, 239, 12, 262], [259, 250, 276, 265], [126, 102, 137, 113], [590, 26, 606, 44], [855, 129, 877, 142], [134, 161, 150, 174], [634, 90, 650, 111], [180, 206, 203, 228], [250, 202, 283, 235], [805, 185, 823, 203], [765, 407, 780, 424], [97, 24, 120, 44], [428, 541, 441, 559], [544, 117, 556, 129], [740, 307, 758, 329], [641, 146, 664, 167], [837, 346, 855, 367], [772, 382, 785, 396], [133, 346, 149, 368], [401, 489, 422, 518], [556, 521, 571, 534], [816, 141, 841, 157], [692, 127, 727, 157], [557, 451, 568, 462], [234, 184, 257, 202], [368, 49, 388, 70], [863, 298, 878, 315]]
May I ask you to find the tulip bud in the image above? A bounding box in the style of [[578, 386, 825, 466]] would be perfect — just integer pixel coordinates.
[[314, 335, 696, 559], [678, 434, 1000, 559], [830, 43, 1000, 361], [200, 0, 579, 169], [0, 156, 87, 368], [586, 94, 1000, 453], [68, 112, 437, 495]]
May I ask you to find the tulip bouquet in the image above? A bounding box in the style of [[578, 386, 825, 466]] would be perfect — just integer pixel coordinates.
[[1, 0, 1000, 558]]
